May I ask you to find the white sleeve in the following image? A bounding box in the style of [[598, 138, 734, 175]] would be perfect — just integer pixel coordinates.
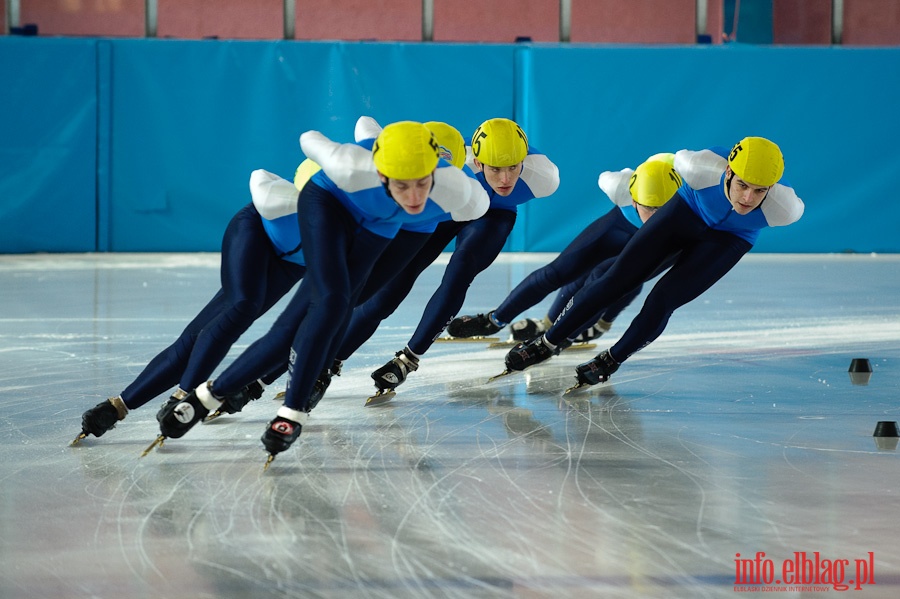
[[299, 131, 382, 192], [597, 168, 635, 208], [354, 116, 383, 142], [761, 184, 804, 226], [249, 169, 298, 220], [674, 149, 727, 189], [519, 153, 560, 198], [431, 166, 490, 222], [464, 146, 475, 170]]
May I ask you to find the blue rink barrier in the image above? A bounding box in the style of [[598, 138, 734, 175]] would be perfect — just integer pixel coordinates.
[[1, 37, 899, 253]]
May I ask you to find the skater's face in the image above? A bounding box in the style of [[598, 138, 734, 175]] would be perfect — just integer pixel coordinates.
[[475, 160, 523, 196], [725, 166, 770, 215], [633, 202, 659, 223], [380, 172, 435, 214]]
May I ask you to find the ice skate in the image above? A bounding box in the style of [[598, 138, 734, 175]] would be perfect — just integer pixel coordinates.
[[504, 335, 558, 372], [72, 396, 128, 445], [365, 350, 417, 406], [486, 368, 515, 382], [156, 386, 213, 438], [138, 391, 186, 455], [446, 312, 503, 340], [261, 408, 307, 470], [510, 317, 549, 342], [563, 380, 592, 395], [487, 339, 517, 349], [573, 350, 620, 387], [371, 348, 418, 390], [564, 342, 598, 351], [571, 319, 612, 344], [143, 383, 222, 456], [140, 434, 167, 457], [205, 379, 266, 422], [489, 318, 553, 349], [434, 335, 500, 343], [554, 338, 573, 353], [365, 388, 396, 407], [308, 359, 342, 411]]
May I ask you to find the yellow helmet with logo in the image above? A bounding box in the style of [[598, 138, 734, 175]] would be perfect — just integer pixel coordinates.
[[372, 121, 441, 180], [629, 158, 683, 207], [471, 118, 528, 167], [424, 121, 466, 169], [728, 137, 784, 187]]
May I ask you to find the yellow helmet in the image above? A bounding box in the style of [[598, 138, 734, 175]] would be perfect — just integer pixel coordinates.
[[294, 158, 322, 192], [629, 159, 683, 207], [728, 137, 784, 187], [424, 121, 466, 169], [644, 152, 676, 166], [372, 121, 441, 180], [471, 118, 528, 167]]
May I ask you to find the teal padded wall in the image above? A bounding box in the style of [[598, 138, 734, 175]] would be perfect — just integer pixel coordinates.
[[518, 44, 900, 253], [1, 37, 899, 253], [104, 40, 514, 252], [0, 38, 97, 252]]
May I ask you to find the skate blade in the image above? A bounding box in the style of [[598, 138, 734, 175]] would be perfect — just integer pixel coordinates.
[[140, 435, 166, 457], [365, 389, 396, 407], [70, 432, 88, 446], [263, 454, 275, 471], [204, 409, 225, 422], [273, 391, 285, 401], [563, 382, 592, 395], [434, 336, 500, 343], [565, 343, 597, 351], [487, 341, 517, 349], [487, 369, 514, 382]]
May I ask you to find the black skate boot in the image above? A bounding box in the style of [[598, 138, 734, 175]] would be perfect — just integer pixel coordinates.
[[75, 396, 128, 443], [261, 417, 303, 455], [371, 348, 419, 391], [245, 379, 266, 401], [505, 335, 558, 371], [209, 379, 266, 419], [555, 338, 574, 353], [447, 312, 503, 338], [157, 388, 187, 415], [574, 350, 620, 386], [139, 389, 189, 455], [309, 359, 342, 411], [156, 382, 222, 439], [261, 408, 308, 469], [572, 319, 612, 343], [510, 317, 549, 342]]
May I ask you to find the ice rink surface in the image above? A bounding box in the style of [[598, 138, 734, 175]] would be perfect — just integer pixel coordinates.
[[1, 252, 899, 599]]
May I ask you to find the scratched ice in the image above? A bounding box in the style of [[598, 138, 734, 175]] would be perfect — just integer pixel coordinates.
[[1, 253, 898, 598]]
